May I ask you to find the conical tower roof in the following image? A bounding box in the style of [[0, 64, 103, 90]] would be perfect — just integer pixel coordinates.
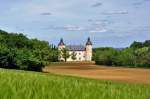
[[86, 37, 92, 45], [58, 38, 65, 46]]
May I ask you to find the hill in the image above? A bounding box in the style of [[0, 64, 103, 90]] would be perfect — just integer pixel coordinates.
[[0, 68, 150, 99]]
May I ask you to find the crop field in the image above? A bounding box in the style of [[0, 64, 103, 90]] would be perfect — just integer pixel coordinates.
[[0, 68, 150, 99], [45, 62, 150, 84]]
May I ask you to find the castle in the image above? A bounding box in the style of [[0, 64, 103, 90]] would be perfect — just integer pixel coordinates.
[[58, 37, 92, 62]]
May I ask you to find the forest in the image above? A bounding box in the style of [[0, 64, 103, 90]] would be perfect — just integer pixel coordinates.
[[0, 29, 58, 71], [93, 40, 150, 67]]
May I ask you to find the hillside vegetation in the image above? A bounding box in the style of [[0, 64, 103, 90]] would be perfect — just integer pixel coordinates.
[[0, 68, 150, 99], [93, 40, 150, 67], [0, 29, 58, 71]]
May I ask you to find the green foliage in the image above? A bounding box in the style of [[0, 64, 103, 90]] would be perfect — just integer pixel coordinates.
[[130, 41, 143, 48], [71, 51, 77, 60], [94, 48, 119, 66], [60, 48, 70, 62], [94, 40, 150, 68], [114, 48, 137, 67], [0, 29, 58, 71], [134, 47, 150, 67], [143, 40, 150, 47], [0, 45, 19, 69], [0, 69, 150, 99], [15, 49, 44, 71]]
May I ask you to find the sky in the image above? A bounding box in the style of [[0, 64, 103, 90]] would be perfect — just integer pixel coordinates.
[[0, 0, 150, 48]]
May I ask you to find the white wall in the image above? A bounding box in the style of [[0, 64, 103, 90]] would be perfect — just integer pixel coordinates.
[[58, 44, 93, 62], [67, 51, 86, 61], [58, 45, 65, 61], [85, 45, 92, 61]]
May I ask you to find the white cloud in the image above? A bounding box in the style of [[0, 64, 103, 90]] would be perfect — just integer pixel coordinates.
[[89, 29, 107, 33], [133, 2, 143, 6], [45, 24, 107, 33], [44, 25, 84, 31], [62, 24, 108, 33], [63, 25, 84, 31], [102, 11, 128, 15]]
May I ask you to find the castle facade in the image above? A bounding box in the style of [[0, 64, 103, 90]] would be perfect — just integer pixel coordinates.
[[58, 37, 92, 62]]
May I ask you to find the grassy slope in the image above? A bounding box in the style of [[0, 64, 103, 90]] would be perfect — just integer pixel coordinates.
[[0, 69, 150, 99]]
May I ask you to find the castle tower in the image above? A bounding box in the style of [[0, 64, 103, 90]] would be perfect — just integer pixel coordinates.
[[85, 37, 92, 61], [58, 38, 65, 61], [58, 38, 65, 49]]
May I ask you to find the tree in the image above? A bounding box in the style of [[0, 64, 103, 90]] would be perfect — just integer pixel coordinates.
[[0, 29, 59, 72], [134, 47, 150, 67], [61, 48, 70, 62], [130, 41, 143, 49], [143, 40, 150, 47], [94, 48, 119, 66], [16, 48, 44, 71], [71, 51, 77, 61], [115, 48, 136, 67], [0, 46, 19, 69]]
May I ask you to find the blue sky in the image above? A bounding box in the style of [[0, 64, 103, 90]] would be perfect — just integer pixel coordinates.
[[0, 0, 150, 47]]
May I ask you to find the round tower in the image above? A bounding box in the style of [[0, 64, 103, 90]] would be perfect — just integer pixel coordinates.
[[58, 38, 65, 50], [58, 38, 65, 61], [85, 37, 92, 61]]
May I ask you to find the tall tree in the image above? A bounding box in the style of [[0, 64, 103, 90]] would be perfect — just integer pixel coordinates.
[[61, 48, 70, 62]]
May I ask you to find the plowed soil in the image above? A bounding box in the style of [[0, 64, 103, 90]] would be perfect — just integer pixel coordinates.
[[44, 62, 150, 84]]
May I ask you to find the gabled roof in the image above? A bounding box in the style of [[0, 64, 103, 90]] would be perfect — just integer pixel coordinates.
[[66, 45, 85, 51]]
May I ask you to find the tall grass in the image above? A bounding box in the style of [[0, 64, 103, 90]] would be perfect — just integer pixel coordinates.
[[0, 68, 150, 99]]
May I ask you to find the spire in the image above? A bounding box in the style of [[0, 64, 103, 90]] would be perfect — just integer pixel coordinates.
[[86, 37, 92, 45], [58, 38, 65, 46]]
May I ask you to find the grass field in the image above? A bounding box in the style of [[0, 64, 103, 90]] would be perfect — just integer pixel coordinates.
[[0, 68, 150, 99]]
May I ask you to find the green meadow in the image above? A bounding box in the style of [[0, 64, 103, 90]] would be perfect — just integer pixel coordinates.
[[0, 69, 150, 99]]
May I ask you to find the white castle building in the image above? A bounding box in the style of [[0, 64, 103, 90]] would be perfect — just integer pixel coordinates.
[[58, 37, 92, 62]]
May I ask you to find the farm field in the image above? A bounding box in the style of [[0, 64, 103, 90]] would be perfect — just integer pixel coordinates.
[[0, 68, 150, 99], [44, 62, 150, 84]]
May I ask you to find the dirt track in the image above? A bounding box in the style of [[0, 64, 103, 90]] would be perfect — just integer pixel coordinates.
[[44, 63, 150, 84]]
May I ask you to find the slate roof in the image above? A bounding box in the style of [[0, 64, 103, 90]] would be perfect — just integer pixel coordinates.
[[66, 45, 85, 51], [86, 37, 92, 45], [58, 38, 65, 46]]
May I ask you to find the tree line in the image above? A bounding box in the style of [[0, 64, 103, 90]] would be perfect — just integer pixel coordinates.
[[93, 40, 150, 68], [0, 29, 150, 71], [0, 29, 58, 71]]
